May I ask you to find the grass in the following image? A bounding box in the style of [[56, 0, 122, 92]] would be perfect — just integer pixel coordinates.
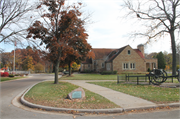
[[24, 81, 120, 109], [89, 81, 180, 104], [0, 76, 25, 82], [60, 74, 118, 80]]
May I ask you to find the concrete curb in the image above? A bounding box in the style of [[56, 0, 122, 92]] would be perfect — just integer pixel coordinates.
[[20, 81, 180, 114], [0, 76, 33, 83]]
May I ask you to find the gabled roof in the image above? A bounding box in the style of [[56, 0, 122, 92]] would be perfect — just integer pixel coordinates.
[[81, 45, 145, 64], [106, 45, 128, 62], [92, 48, 115, 60], [81, 58, 92, 64]]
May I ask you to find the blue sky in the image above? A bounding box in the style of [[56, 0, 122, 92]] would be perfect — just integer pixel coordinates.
[[0, 0, 175, 54]]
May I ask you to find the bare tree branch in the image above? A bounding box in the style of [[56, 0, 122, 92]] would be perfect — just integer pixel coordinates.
[[122, 0, 180, 75], [0, 0, 39, 44]]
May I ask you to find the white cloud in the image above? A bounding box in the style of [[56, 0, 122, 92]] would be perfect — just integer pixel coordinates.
[[82, 0, 173, 54], [0, 0, 174, 54]]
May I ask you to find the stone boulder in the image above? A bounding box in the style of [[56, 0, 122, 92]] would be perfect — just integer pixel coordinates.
[[67, 87, 85, 100]]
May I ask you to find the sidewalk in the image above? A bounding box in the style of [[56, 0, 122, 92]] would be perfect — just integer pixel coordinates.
[[62, 80, 156, 109], [19, 79, 180, 114]]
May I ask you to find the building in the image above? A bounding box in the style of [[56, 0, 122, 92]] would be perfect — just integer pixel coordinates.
[[80, 45, 158, 73]]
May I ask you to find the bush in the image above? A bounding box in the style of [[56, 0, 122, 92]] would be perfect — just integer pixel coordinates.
[[147, 68, 151, 72], [101, 71, 117, 75], [1, 72, 4, 77], [2, 72, 9, 77], [15, 74, 19, 76], [9, 74, 15, 77], [80, 70, 93, 73]]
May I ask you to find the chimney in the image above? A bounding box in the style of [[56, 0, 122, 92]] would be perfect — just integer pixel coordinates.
[[137, 44, 144, 57]]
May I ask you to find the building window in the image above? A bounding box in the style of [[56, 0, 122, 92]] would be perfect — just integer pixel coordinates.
[[128, 50, 131, 55], [130, 63, 135, 69], [88, 64, 90, 68], [123, 63, 129, 69], [102, 63, 105, 68]]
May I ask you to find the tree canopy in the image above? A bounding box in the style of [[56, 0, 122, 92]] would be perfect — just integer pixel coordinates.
[[27, 0, 92, 84]]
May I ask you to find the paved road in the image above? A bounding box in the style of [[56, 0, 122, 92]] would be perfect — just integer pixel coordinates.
[[1, 74, 180, 119]]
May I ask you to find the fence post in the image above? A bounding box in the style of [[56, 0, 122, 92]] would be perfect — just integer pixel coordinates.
[[128, 74, 129, 81], [117, 75, 119, 84], [125, 74, 127, 82], [149, 76, 151, 85], [172, 77, 173, 83], [137, 77, 139, 85]]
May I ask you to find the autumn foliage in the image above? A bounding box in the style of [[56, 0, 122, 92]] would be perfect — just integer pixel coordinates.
[[27, 0, 92, 84], [1, 46, 47, 72]]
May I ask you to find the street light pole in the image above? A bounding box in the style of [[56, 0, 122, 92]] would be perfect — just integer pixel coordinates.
[[14, 40, 16, 73]]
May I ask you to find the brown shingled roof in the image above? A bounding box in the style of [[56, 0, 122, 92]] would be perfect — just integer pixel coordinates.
[[92, 48, 115, 60], [81, 45, 145, 64]]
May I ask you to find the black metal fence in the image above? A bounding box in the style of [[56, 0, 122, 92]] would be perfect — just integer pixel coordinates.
[[117, 74, 150, 85], [117, 73, 178, 85]]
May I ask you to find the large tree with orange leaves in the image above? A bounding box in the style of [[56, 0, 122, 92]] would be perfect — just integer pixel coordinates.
[[27, 0, 91, 84]]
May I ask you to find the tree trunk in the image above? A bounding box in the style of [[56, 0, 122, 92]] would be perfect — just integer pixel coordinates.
[[170, 31, 177, 75], [68, 61, 71, 76], [54, 61, 59, 84]]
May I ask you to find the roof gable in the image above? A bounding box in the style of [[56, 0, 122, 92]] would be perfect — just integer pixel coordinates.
[[92, 48, 115, 60], [106, 45, 128, 62]]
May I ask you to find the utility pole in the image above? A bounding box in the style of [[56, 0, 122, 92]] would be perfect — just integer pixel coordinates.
[[14, 40, 16, 73]]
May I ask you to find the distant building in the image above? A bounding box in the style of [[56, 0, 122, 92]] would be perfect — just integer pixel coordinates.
[[80, 45, 158, 73]]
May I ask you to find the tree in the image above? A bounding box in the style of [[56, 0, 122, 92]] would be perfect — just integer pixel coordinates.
[[60, 34, 93, 76], [21, 46, 43, 65], [0, 0, 38, 45], [164, 51, 172, 70], [123, 0, 180, 75], [34, 63, 44, 73], [156, 52, 166, 69], [27, 0, 91, 84], [22, 55, 34, 71]]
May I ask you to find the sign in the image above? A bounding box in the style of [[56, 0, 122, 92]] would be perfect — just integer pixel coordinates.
[[72, 91, 82, 99]]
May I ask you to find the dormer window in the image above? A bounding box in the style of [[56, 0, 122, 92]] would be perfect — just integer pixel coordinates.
[[128, 50, 131, 55]]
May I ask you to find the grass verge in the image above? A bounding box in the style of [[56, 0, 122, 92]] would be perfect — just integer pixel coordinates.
[[89, 81, 180, 104], [60, 74, 118, 80], [0, 76, 25, 82], [24, 81, 120, 109]]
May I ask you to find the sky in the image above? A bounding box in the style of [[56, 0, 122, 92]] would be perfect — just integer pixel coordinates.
[[0, 0, 176, 54]]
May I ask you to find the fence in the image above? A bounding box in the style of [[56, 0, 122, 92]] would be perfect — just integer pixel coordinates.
[[117, 74, 151, 85], [8, 71, 30, 74]]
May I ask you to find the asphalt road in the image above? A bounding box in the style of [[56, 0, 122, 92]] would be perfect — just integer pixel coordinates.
[[0, 74, 180, 119]]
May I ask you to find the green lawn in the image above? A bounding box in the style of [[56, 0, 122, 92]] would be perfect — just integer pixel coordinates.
[[24, 81, 120, 109], [89, 81, 180, 104], [60, 74, 119, 80], [0, 76, 25, 82]]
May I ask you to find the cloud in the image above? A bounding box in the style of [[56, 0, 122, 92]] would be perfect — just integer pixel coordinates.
[[0, 0, 173, 54]]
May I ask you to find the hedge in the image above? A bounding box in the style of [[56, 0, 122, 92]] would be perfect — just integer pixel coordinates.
[[101, 71, 117, 75]]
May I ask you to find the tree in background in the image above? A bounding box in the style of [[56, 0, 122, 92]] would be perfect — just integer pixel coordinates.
[[22, 55, 34, 71], [164, 51, 172, 71], [34, 63, 44, 73], [156, 52, 166, 69], [27, 0, 91, 84], [123, 0, 180, 75]]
